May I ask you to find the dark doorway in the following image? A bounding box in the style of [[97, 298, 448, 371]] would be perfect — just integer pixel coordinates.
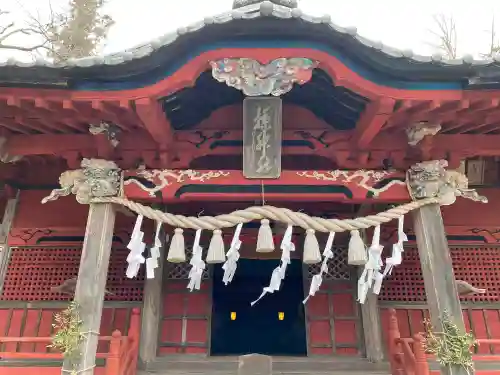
[[210, 259, 308, 356]]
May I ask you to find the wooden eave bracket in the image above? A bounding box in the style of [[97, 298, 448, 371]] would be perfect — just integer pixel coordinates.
[[134, 98, 173, 150], [354, 97, 396, 148]]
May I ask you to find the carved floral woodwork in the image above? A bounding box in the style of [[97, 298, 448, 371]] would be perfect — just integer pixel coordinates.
[[124, 169, 409, 202], [297, 170, 406, 197], [42, 158, 121, 204], [407, 160, 488, 205], [232, 0, 298, 8], [455, 280, 486, 296], [125, 169, 230, 197], [0, 137, 22, 163], [406, 122, 441, 146], [210, 58, 317, 96], [51, 277, 114, 296], [89, 122, 120, 147]]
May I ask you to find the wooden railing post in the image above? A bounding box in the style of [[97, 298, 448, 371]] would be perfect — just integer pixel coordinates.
[[413, 334, 430, 375], [127, 308, 141, 373], [388, 309, 405, 375], [129, 308, 141, 343], [106, 330, 122, 375]]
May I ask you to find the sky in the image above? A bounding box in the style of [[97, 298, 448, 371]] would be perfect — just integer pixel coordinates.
[[1, 0, 500, 61]]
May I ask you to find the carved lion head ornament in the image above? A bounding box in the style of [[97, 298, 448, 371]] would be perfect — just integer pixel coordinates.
[[407, 160, 488, 205], [42, 159, 121, 204]]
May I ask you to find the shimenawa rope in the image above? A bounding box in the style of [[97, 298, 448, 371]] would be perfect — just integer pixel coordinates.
[[91, 196, 440, 232]]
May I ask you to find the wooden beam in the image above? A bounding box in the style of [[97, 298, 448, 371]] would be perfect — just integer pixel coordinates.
[[354, 98, 395, 148], [384, 100, 438, 130], [0, 191, 19, 295], [91, 101, 121, 127], [33, 98, 84, 132], [138, 210, 166, 367], [101, 100, 138, 128], [442, 99, 500, 133], [0, 117, 31, 134], [451, 110, 500, 134], [6, 132, 500, 165], [134, 98, 173, 149], [62, 203, 116, 375], [7, 131, 500, 155]]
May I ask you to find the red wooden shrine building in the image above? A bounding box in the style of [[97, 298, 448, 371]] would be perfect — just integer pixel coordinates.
[[1, 0, 500, 374]]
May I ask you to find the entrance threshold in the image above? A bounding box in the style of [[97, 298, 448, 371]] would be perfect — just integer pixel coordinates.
[[146, 356, 390, 374]]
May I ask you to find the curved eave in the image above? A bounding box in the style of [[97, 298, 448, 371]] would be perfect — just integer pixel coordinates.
[[0, 3, 499, 90]]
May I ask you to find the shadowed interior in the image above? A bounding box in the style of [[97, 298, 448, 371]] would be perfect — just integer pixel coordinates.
[[210, 258, 307, 356]]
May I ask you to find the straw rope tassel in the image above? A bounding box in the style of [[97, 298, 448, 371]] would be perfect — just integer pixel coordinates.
[[348, 230, 367, 265], [207, 229, 226, 264], [167, 228, 186, 263], [303, 229, 321, 264], [256, 219, 274, 252]]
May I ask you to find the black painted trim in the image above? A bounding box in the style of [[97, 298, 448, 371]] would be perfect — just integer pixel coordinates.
[[174, 184, 354, 199]]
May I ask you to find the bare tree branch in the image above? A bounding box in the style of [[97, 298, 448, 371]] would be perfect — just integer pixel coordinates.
[[18, 1, 66, 61], [0, 8, 48, 53], [0, 42, 48, 52], [2, 1, 114, 62], [481, 16, 500, 58], [429, 13, 458, 59]]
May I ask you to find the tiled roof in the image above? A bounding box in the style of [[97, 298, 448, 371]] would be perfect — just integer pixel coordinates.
[[1, 1, 498, 70]]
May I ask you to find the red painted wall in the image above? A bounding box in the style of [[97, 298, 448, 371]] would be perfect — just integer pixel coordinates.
[[159, 280, 211, 355], [306, 281, 361, 356], [441, 188, 500, 227], [3, 187, 500, 363], [11, 190, 135, 233]]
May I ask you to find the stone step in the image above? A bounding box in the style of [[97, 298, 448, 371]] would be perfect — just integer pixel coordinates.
[[141, 355, 391, 375], [139, 372, 389, 375]]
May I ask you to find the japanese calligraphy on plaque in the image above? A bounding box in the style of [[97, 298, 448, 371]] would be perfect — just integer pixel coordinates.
[[243, 97, 282, 179]]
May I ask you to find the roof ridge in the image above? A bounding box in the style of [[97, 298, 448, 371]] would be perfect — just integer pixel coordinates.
[[0, 1, 499, 69]]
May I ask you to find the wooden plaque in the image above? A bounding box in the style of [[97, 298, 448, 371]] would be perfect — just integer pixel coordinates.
[[243, 97, 282, 179]]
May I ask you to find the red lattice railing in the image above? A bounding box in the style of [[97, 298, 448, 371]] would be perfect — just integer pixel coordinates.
[[1, 247, 145, 301], [0, 308, 141, 375], [379, 246, 500, 303], [386, 308, 500, 375]]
